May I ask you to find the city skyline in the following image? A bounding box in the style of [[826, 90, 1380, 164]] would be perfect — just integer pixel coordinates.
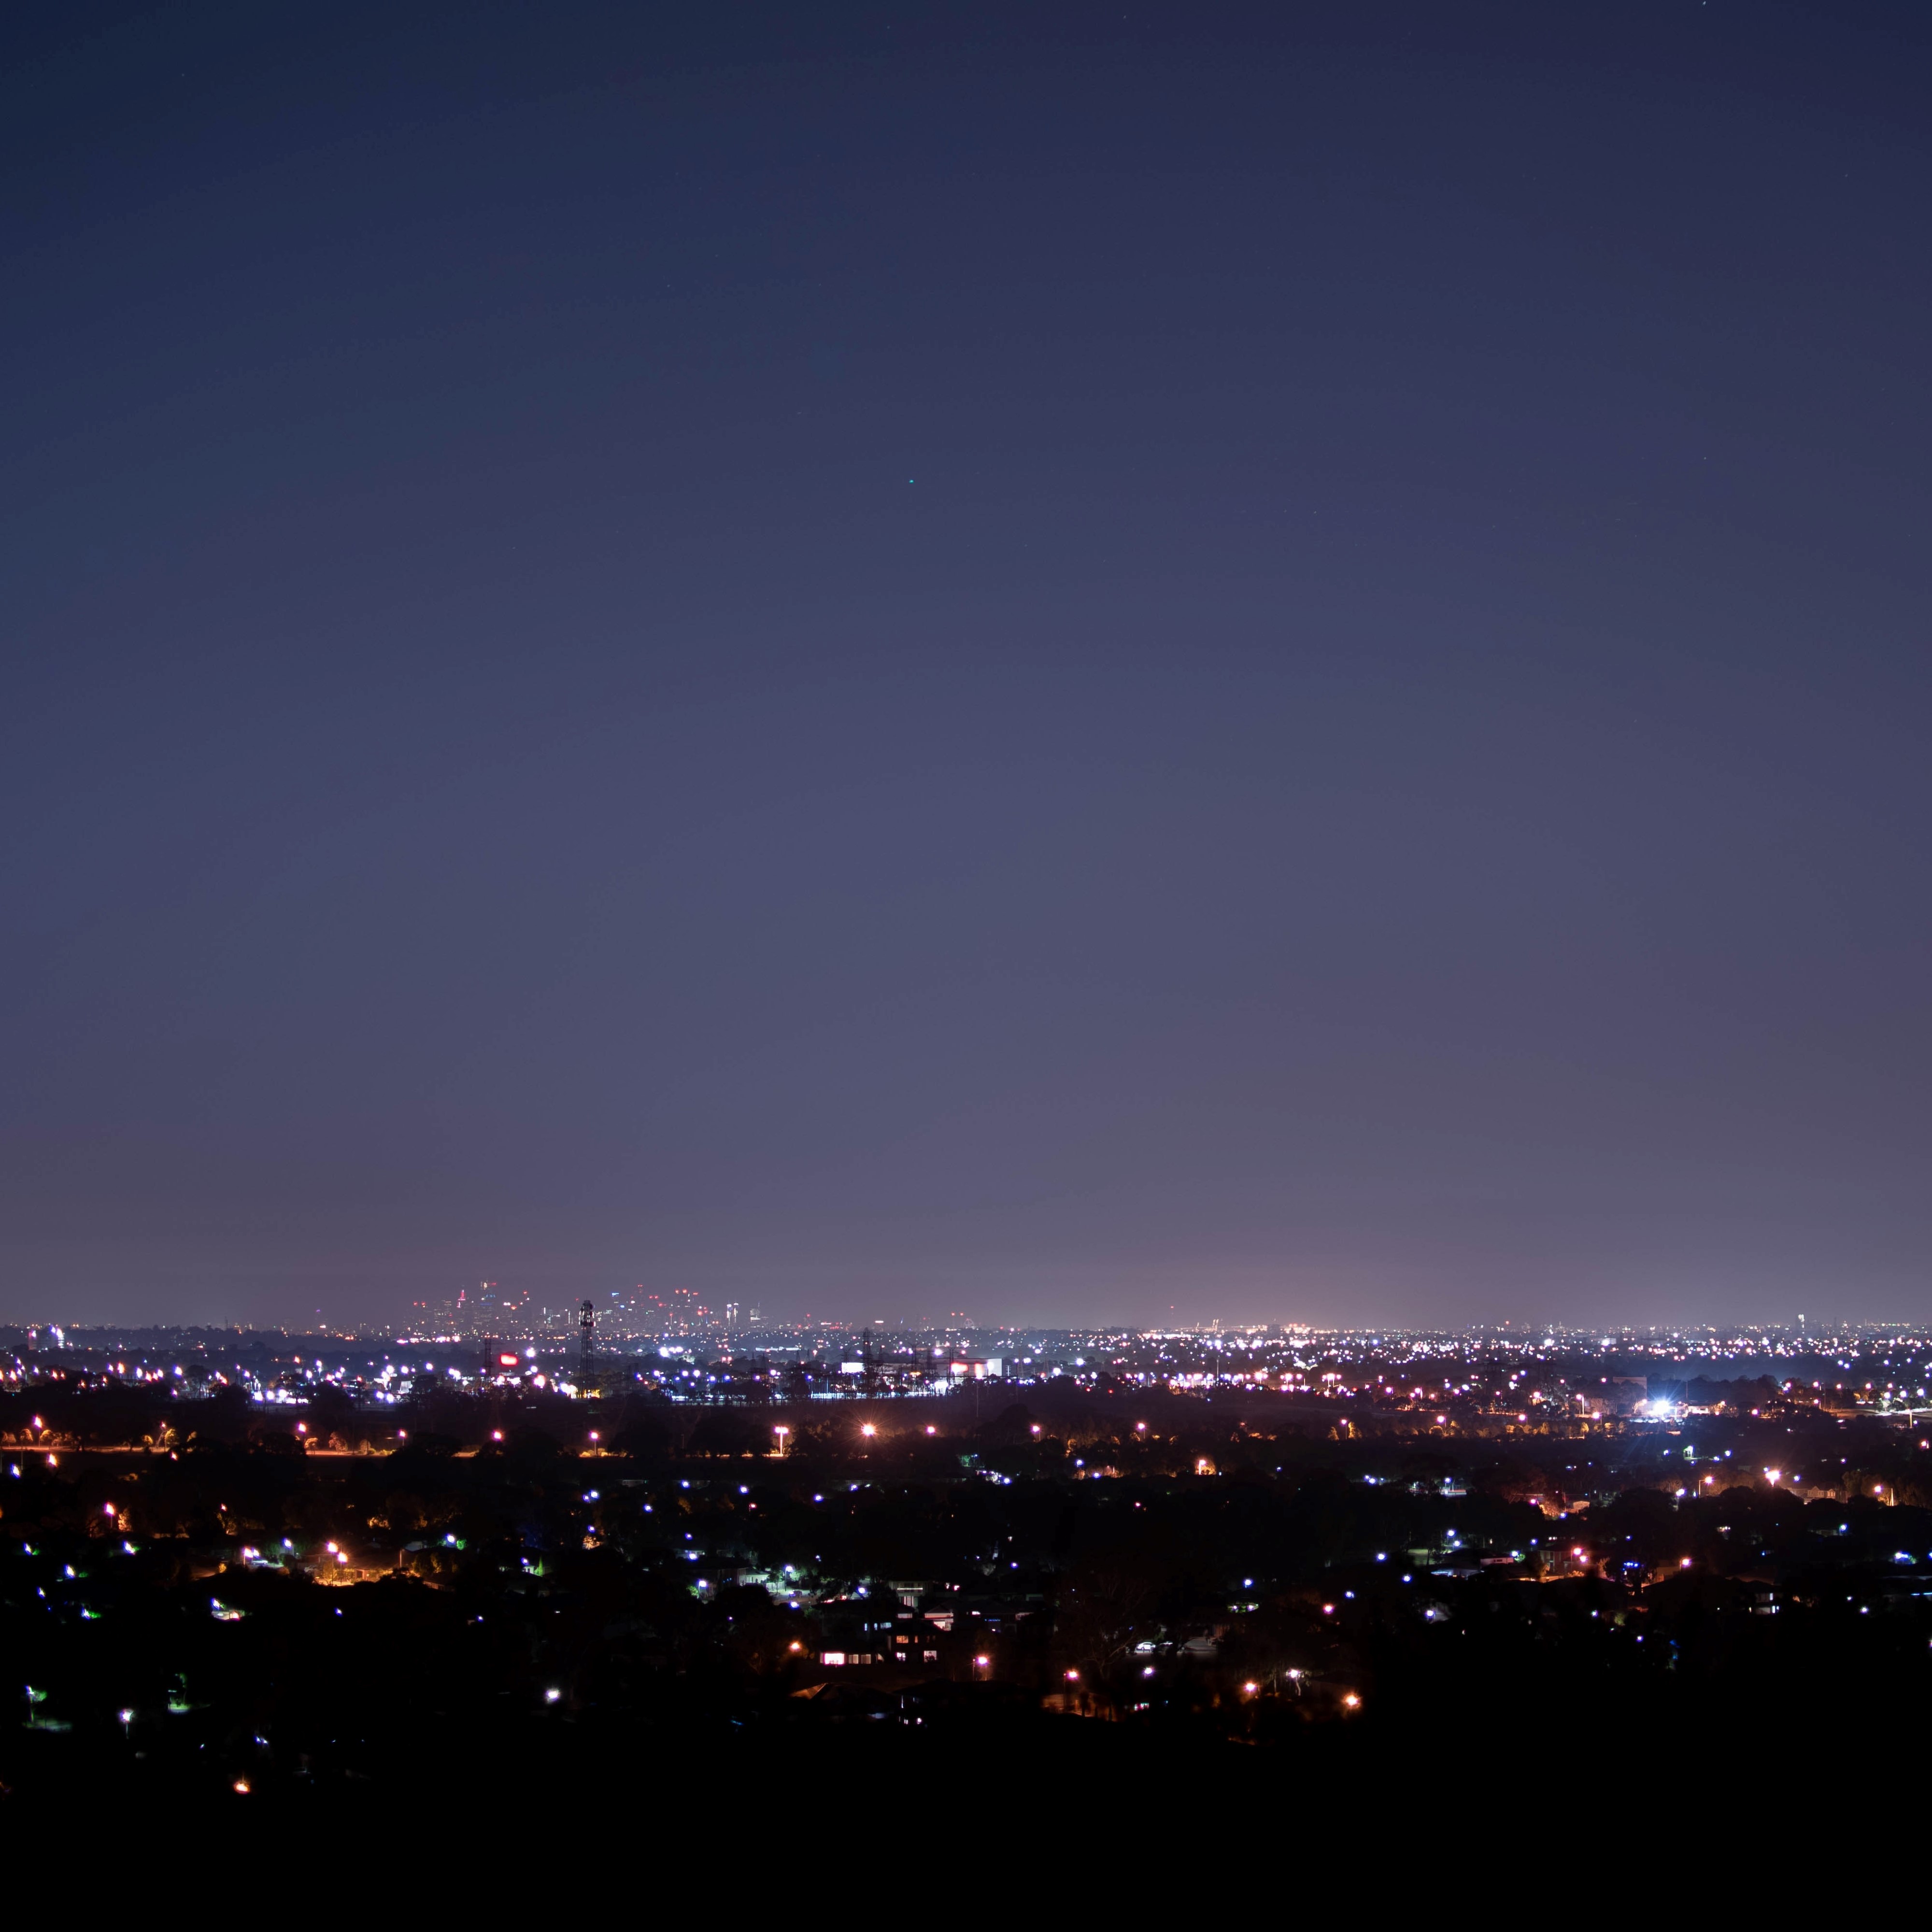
[[13, 0, 1932, 1828]]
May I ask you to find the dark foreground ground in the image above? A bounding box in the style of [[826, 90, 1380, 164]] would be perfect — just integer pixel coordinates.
[[6, 1382, 1932, 1840]]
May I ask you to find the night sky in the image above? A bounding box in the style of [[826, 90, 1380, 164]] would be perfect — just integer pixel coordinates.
[[5, 2, 1931, 1329]]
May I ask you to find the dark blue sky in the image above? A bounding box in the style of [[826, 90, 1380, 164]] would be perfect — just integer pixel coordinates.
[[5, 2, 1931, 1328]]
